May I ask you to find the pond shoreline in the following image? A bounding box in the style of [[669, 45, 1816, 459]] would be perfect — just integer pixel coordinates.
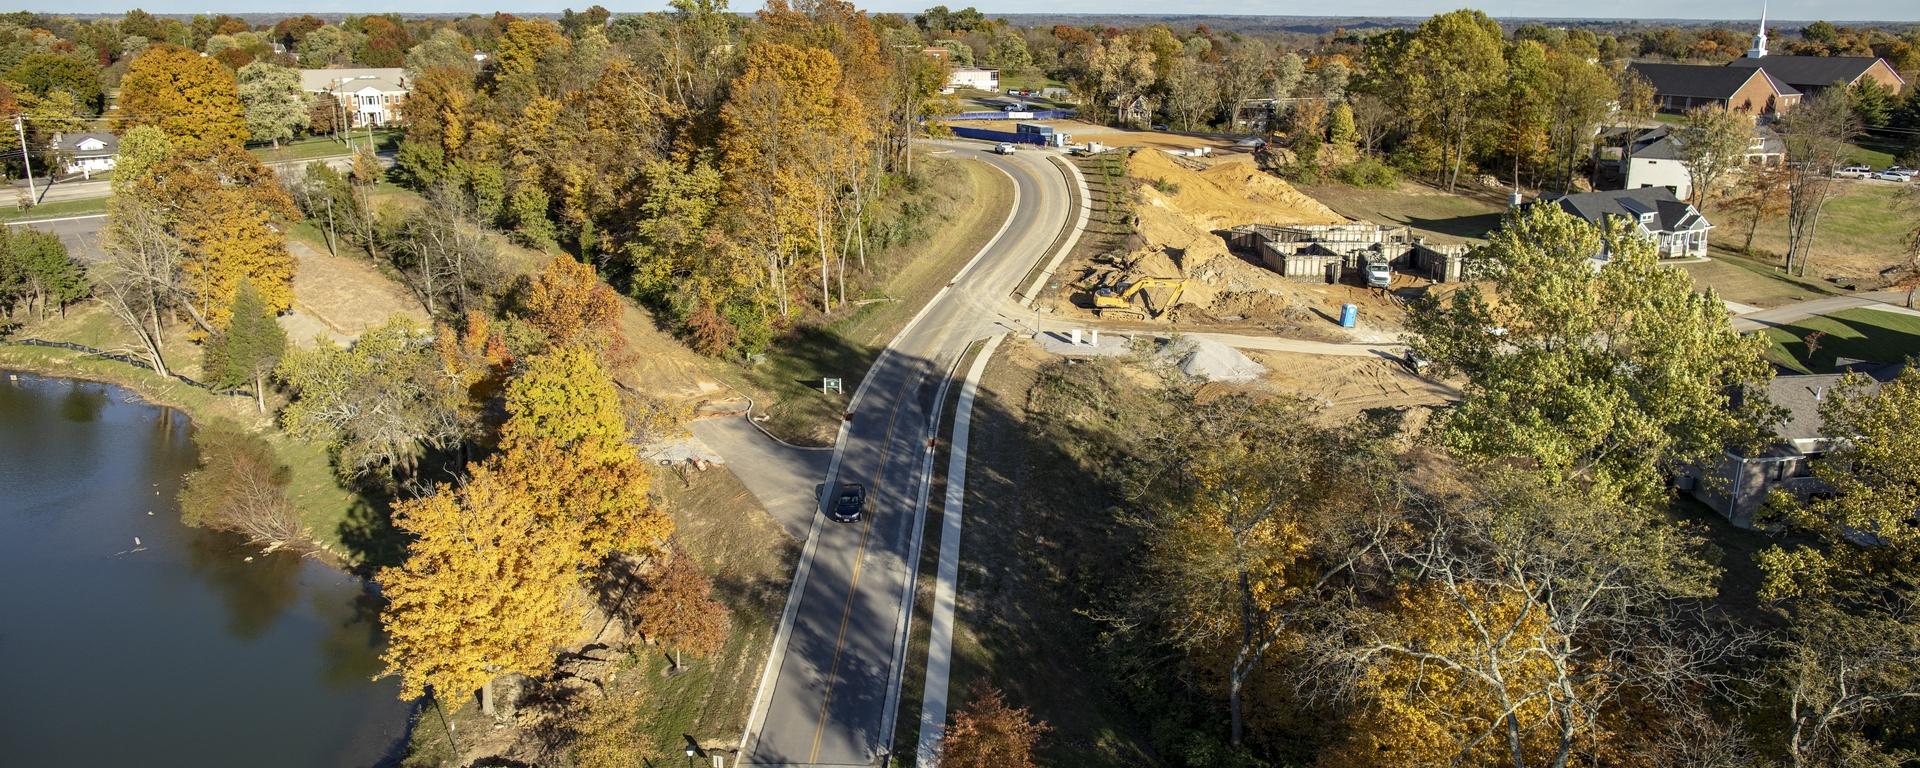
[[0, 345, 365, 573]]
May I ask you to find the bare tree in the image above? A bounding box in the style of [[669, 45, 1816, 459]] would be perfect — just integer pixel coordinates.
[[1674, 105, 1756, 208], [1781, 92, 1861, 277], [1778, 600, 1920, 768], [94, 199, 184, 376], [388, 191, 499, 316], [1348, 91, 1397, 156]]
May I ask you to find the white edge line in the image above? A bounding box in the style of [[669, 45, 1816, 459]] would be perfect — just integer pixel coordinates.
[[876, 346, 968, 759], [1015, 155, 1090, 307], [4, 213, 107, 226], [915, 332, 1006, 767], [738, 146, 1024, 758]]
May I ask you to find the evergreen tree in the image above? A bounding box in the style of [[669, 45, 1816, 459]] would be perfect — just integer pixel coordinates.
[[204, 280, 287, 413]]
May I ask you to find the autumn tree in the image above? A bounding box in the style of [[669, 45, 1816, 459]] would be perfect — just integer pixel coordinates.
[[118, 43, 248, 147], [1402, 10, 1507, 191], [517, 253, 625, 356], [1674, 105, 1755, 208], [178, 421, 308, 552], [1727, 162, 1792, 255], [624, 545, 728, 669], [939, 682, 1050, 768], [1408, 204, 1777, 505], [236, 61, 308, 148], [386, 197, 499, 316], [378, 456, 587, 715]]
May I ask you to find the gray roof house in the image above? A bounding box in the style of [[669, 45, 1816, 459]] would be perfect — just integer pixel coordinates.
[[1686, 362, 1903, 527], [49, 131, 117, 177], [1596, 125, 1786, 202], [1628, 61, 1801, 116], [1541, 187, 1712, 260]]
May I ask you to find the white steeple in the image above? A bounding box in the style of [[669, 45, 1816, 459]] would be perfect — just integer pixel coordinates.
[[1746, 1, 1769, 58]]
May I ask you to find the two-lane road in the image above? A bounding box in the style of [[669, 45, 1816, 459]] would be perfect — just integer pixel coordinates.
[[741, 144, 1071, 767]]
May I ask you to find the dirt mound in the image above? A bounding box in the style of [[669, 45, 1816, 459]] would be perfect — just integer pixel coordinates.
[[1132, 150, 1344, 231], [1173, 337, 1268, 383]]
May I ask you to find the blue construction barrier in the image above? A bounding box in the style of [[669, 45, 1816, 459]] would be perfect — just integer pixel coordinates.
[[948, 126, 1045, 145]]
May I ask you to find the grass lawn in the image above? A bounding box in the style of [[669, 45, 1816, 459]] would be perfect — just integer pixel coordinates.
[[735, 154, 1014, 445], [1299, 179, 1507, 245], [251, 130, 401, 165], [1704, 181, 1914, 281], [1684, 247, 1839, 308], [1848, 142, 1898, 169], [1760, 306, 1920, 374], [1, 196, 108, 223]]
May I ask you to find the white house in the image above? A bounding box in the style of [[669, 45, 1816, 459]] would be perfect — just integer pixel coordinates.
[[299, 67, 410, 127], [1543, 187, 1713, 260], [1618, 125, 1786, 202], [942, 67, 999, 94], [50, 132, 117, 178]]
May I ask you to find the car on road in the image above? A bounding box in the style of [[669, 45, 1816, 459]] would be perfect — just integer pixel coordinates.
[[1001, 102, 1027, 112], [828, 483, 867, 523], [992, 142, 1016, 155], [1835, 165, 1873, 179]]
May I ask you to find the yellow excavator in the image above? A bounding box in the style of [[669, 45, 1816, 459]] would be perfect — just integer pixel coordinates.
[[1092, 276, 1189, 320]]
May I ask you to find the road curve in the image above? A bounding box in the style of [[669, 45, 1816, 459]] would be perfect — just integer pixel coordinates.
[[740, 143, 1070, 767]]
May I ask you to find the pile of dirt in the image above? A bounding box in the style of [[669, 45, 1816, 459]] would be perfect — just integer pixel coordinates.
[[1246, 350, 1460, 421], [1173, 337, 1268, 383], [1118, 150, 1352, 322]]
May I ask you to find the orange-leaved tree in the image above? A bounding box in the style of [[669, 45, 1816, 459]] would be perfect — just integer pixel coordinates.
[[118, 43, 248, 147], [940, 682, 1051, 768], [625, 545, 729, 670]]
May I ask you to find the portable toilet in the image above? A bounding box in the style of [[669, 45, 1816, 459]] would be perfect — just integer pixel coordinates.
[[1339, 304, 1358, 328]]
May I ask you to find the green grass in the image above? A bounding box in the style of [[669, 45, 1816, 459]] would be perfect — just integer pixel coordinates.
[[1760, 306, 1920, 374], [0, 196, 108, 223], [250, 130, 401, 164], [1705, 182, 1914, 281], [1299, 179, 1507, 245], [1686, 247, 1838, 308], [1848, 142, 1898, 169]]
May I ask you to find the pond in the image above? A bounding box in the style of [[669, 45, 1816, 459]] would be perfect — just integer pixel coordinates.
[[0, 372, 414, 767]]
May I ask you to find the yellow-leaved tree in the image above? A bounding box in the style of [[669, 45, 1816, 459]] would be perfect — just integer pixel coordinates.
[[377, 457, 586, 715], [118, 43, 249, 147]]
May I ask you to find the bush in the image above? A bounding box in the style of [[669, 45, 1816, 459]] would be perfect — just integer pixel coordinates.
[[1337, 157, 1400, 189], [1149, 177, 1182, 195]]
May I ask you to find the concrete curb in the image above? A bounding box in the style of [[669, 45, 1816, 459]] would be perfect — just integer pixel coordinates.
[[914, 333, 1005, 766]]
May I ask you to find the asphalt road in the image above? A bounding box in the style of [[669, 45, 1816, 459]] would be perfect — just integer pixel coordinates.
[[5, 213, 107, 263], [741, 144, 1070, 767]]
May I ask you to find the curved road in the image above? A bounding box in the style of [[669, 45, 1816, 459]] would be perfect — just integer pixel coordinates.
[[740, 144, 1070, 767]]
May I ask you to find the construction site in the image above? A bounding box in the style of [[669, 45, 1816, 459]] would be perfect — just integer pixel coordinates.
[[1046, 144, 1466, 340]]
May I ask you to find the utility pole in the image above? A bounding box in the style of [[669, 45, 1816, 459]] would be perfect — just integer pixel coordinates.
[[14, 115, 36, 204]]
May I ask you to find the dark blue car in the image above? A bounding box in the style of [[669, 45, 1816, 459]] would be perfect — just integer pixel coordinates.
[[829, 483, 867, 523]]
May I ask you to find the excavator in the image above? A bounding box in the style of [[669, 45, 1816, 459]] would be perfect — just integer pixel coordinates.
[[1092, 276, 1189, 320]]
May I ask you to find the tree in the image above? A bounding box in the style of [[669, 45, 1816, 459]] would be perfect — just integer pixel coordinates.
[[118, 43, 248, 147], [94, 197, 183, 377], [1674, 105, 1755, 208], [517, 253, 626, 356], [939, 682, 1050, 768], [202, 280, 287, 413], [386, 199, 498, 316], [404, 27, 477, 76], [1327, 101, 1356, 146], [110, 126, 173, 198], [1403, 10, 1507, 191], [236, 61, 308, 148], [377, 456, 587, 715], [276, 317, 464, 481], [1163, 56, 1216, 132], [1850, 78, 1896, 128], [1727, 163, 1792, 255], [624, 546, 728, 669], [1408, 204, 1777, 505], [1781, 91, 1860, 276], [6, 52, 104, 112], [297, 24, 350, 68], [178, 421, 307, 552], [0, 226, 85, 320]]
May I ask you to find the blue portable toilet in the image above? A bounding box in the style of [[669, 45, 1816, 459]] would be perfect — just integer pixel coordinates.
[[1339, 303, 1357, 328]]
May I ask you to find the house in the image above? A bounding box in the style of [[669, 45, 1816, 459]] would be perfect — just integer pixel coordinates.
[[1685, 363, 1904, 527], [299, 67, 410, 127], [1601, 124, 1786, 201], [1727, 56, 1907, 98], [941, 67, 998, 94], [1628, 62, 1800, 116], [49, 132, 116, 178], [1542, 187, 1712, 260], [1110, 93, 1155, 128]]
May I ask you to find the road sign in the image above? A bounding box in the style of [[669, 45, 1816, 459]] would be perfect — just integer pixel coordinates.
[[822, 377, 843, 394]]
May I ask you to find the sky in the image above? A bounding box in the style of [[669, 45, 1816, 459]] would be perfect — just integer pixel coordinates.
[[28, 1, 1920, 22]]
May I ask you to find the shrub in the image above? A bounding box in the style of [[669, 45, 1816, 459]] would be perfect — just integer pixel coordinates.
[[1149, 177, 1182, 195], [1337, 157, 1400, 189]]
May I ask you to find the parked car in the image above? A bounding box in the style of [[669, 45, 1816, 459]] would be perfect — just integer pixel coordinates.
[[1873, 170, 1914, 182], [1835, 165, 1873, 179], [992, 142, 1015, 155], [1364, 260, 1392, 289], [1001, 102, 1027, 112], [828, 482, 866, 523]]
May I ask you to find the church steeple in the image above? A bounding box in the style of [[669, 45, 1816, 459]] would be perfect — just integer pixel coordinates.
[[1746, 1, 1769, 58]]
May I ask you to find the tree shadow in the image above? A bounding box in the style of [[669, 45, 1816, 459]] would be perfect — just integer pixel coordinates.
[[1404, 211, 1503, 241], [338, 491, 407, 573], [1767, 314, 1920, 373]]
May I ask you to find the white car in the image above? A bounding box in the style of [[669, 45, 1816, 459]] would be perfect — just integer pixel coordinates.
[[1835, 165, 1873, 179], [1873, 169, 1914, 182], [992, 142, 1015, 155]]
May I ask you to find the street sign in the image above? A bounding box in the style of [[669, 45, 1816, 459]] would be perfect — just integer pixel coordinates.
[[822, 377, 843, 395]]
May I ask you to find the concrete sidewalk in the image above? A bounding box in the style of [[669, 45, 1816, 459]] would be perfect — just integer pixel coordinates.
[[1732, 290, 1912, 333]]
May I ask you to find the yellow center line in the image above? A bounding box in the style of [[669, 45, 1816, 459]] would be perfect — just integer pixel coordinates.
[[808, 364, 931, 763]]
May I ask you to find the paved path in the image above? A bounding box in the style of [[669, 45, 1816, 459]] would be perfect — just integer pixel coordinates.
[[690, 418, 832, 541], [1732, 290, 1912, 332]]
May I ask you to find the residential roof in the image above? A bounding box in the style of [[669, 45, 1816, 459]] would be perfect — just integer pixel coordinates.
[[1768, 363, 1903, 444], [1727, 55, 1900, 89], [1625, 125, 1785, 163], [1547, 187, 1709, 234], [299, 67, 409, 93], [1628, 61, 1799, 100], [51, 131, 116, 156]]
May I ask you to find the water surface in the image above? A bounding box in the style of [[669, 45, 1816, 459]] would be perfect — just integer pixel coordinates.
[[0, 372, 413, 767]]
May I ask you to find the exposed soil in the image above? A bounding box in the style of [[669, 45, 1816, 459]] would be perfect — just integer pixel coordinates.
[[284, 238, 428, 347]]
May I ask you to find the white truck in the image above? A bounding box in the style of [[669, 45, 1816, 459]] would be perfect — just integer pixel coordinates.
[[1364, 259, 1393, 289]]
